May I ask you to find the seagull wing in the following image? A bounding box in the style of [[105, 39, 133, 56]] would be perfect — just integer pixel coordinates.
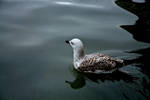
[[78, 53, 123, 72]]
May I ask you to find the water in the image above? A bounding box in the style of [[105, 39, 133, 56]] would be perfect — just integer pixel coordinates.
[[0, 0, 150, 100]]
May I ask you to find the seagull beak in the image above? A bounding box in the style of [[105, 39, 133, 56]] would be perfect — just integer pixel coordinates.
[[65, 40, 70, 44]]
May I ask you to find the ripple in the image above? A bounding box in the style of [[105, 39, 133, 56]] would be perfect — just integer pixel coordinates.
[[132, 0, 145, 3], [54, 1, 103, 9]]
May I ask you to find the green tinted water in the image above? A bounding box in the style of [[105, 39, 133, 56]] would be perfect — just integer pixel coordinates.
[[0, 0, 150, 100]]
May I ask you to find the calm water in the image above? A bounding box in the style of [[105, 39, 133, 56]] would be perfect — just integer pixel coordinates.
[[0, 0, 150, 100]]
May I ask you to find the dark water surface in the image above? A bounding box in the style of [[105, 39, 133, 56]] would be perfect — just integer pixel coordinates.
[[0, 0, 150, 100]]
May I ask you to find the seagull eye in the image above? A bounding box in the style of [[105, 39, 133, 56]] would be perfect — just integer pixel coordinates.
[[70, 42, 74, 45]]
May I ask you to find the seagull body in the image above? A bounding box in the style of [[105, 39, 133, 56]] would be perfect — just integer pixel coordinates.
[[66, 38, 124, 74]]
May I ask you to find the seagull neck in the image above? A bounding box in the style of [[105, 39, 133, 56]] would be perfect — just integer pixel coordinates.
[[73, 48, 85, 62]]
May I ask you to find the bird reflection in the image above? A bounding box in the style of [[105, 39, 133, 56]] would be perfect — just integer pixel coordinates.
[[65, 70, 85, 89], [66, 67, 137, 89]]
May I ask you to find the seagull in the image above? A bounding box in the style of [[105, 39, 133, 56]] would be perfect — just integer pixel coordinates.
[[65, 38, 124, 74]]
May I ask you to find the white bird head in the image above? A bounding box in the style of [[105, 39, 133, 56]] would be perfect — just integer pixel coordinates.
[[65, 38, 84, 49], [66, 38, 85, 60]]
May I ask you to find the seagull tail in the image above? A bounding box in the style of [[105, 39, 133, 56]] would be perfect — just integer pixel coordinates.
[[116, 59, 124, 67]]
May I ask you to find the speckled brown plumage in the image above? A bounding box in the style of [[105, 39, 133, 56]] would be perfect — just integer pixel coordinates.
[[78, 53, 123, 72]]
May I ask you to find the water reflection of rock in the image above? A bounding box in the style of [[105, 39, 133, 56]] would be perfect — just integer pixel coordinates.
[[116, 0, 150, 43], [66, 67, 137, 89], [128, 48, 150, 77], [116, 1, 150, 97]]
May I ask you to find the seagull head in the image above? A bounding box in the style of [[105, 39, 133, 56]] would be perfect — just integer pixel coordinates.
[[65, 38, 84, 50], [66, 38, 85, 61]]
